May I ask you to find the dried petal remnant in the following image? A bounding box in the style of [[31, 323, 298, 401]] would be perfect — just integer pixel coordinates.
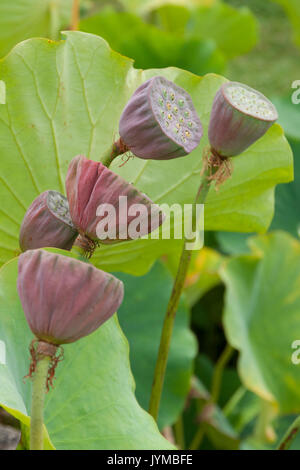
[[66, 155, 165, 243]]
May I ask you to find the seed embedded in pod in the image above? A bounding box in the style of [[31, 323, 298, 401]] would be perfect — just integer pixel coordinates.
[[208, 81, 278, 158], [118, 76, 203, 160]]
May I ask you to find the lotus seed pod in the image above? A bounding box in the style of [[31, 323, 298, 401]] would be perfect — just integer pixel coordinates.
[[208, 81, 278, 158], [17, 249, 124, 345], [66, 155, 165, 243], [19, 191, 78, 252], [119, 76, 203, 160]]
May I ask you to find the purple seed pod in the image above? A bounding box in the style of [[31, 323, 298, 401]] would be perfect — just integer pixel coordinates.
[[208, 81, 278, 158], [119, 76, 203, 160], [19, 191, 78, 252], [66, 155, 165, 243], [17, 249, 124, 345]]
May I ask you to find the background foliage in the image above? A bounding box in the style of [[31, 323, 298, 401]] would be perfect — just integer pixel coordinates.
[[0, 0, 299, 450]]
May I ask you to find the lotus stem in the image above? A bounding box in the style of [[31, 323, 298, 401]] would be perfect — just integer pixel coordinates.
[[211, 343, 234, 404], [71, 0, 80, 31], [189, 425, 206, 450], [30, 356, 51, 450], [101, 138, 129, 167], [49, 0, 59, 40], [148, 165, 212, 421], [188, 343, 234, 449]]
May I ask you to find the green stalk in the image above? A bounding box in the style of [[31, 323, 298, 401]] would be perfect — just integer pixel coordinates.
[[277, 416, 300, 450], [173, 415, 185, 450], [71, 241, 87, 259], [101, 138, 128, 167], [189, 425, 206, 450], [71, 0, 80, 31], [188, 344, 234, 450], [211, 344, 234, 404], [253, 399, 277, 444], [148, 167, 211, 421], [30, 356, 51, 450], [49, 0, 59, 40]]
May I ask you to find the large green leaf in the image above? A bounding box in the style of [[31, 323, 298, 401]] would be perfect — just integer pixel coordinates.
[[153, 4, 191, 35], [0, 81, 5, 104], [215, 231, 251, 256], [0, 0, 72, 58], [272, 0, 300, 47], [223, 386, 261, 434], [214, 139, 300, 253], [186, 3, 258, 59], [117, 262, 197, 429], [273, 414, 300, 450], [221, 231, 300, 413], [0, 254, 173, 450], [270, 140, 300, 238], [119, 0, 212, 15], [183, 377, 239, 450], [165, 246, 224, 306], [272, 95, 300, 141], [80, 10, 225, 74], [0, 31, 293, 275]]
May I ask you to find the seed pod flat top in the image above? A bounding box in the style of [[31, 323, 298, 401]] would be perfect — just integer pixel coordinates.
[[47, 190, 74, 226], [208, 81, 278, 158], [224, 82, 278, 121], [119, 76, 203, 160], [19, 190, 78, 252]]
